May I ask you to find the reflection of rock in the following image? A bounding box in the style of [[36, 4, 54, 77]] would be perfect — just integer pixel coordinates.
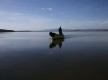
[[49, 39, 64, 49]]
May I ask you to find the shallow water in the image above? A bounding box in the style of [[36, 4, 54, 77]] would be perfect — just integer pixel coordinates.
[[0, 32, 108, 80]]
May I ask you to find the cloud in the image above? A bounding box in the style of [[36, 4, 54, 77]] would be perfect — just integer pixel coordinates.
[[0, 10, 56, 30], [47, 8, 53, 11], [41, 8, 54, 16], [62, 20, 103, 29], [100, 20, 108, 26], [1, 10, 108, 30], [41, 8, 45, 10], [0, 11, 61, 30], [41, 8, 53, 11]]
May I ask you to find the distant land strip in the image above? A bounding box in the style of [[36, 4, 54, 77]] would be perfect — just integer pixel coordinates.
[[1, 29, 108, 32]]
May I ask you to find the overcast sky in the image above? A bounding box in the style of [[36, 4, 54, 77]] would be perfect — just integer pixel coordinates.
[[0, 0, 108, 30]]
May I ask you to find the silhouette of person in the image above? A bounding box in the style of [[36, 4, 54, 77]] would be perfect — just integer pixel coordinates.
[[58, 26, 63, 35]]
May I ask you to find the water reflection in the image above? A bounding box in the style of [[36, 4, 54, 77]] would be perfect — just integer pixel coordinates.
[[49, 39, 64, 49]]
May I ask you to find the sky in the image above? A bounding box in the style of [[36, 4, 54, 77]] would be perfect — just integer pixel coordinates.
[[0, 0, 108, 30]]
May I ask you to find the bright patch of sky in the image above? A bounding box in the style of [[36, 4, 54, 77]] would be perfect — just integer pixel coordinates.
[[0, 0, 108, 30]]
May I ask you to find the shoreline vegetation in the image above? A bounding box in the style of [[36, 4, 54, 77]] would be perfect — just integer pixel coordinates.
[[1, 29, 108, 32]]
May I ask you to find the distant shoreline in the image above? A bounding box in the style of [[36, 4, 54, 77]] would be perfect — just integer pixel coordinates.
[[1, 29, 108, 32], [16, 29, 108, 32]]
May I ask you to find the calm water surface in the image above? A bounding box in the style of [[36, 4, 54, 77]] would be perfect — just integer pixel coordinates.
[[0, 32, 108, 80]]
